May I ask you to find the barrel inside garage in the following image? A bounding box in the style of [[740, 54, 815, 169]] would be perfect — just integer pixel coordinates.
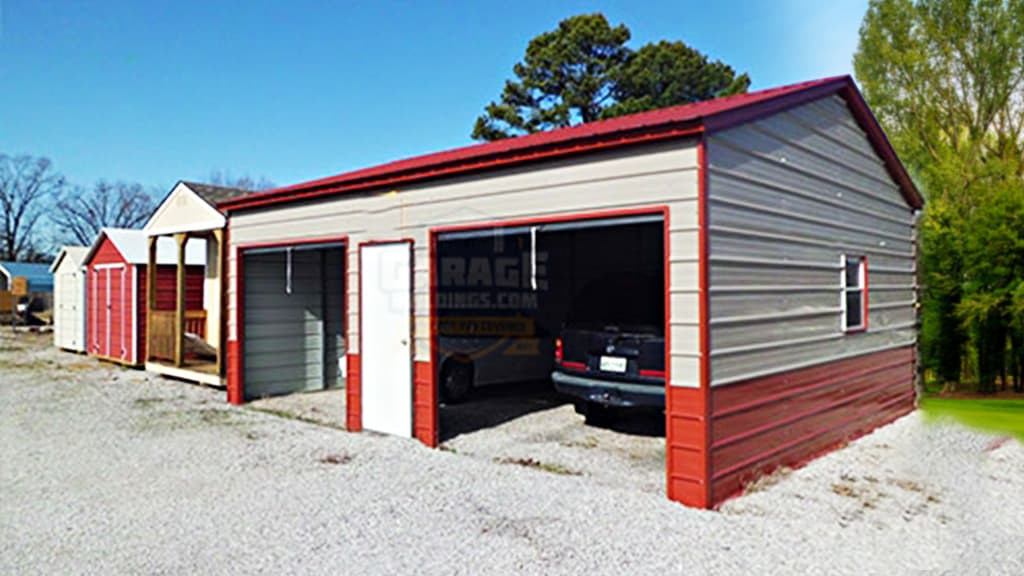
[[240, 241, 346, 400], [431, 212, 667, 445]]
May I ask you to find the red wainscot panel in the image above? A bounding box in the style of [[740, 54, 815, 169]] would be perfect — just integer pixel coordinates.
[[346, 354, 362, 432], [709, 346, 916, 506], [413, 361, 437, 447], [666, 386, 710, 509], [227, 340, 243, 405]]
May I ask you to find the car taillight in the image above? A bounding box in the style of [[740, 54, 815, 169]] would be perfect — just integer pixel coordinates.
[[554, 338, 563, 363], [639, 369, 666, 378]]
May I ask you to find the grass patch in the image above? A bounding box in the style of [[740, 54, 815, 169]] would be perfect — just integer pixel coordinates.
[[65, 360, 99, 372], [494, 456, 581, 476], [319, 453, 352, 465], [0, 358, 55, 371], [134, 397, 166, 409], [745, 466, 792, 494], [246, 406, 344, 430], [561, 435, 599, 449], [135, 407, 247, 433], [920, 397, 1024, 442]]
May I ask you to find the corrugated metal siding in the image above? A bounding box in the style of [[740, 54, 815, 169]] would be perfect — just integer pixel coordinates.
[[706, 95, 917, 385], [709, 346, 915, 504], [228, 140, 702, 387]]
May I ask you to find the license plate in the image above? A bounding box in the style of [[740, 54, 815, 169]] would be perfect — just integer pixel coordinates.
[[599, 355, 627, 373]]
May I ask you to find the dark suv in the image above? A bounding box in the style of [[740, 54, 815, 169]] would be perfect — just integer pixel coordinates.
[[552, 273, 665, 424]]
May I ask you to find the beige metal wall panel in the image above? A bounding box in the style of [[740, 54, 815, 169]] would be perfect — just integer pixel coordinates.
[[706, 95, 917, 386], [228, 139, 702, 387]]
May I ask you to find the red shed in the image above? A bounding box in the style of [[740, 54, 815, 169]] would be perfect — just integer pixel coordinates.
[[83, 228, 206, 366]]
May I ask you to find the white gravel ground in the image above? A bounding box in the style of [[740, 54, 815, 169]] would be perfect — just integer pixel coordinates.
[[2, 332, 1022, 575]]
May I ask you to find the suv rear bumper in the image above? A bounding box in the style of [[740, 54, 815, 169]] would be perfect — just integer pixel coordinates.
[[552, 371, 665, 408]]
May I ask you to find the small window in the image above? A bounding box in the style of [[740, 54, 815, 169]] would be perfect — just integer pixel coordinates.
[[841, 255, 867, 332]]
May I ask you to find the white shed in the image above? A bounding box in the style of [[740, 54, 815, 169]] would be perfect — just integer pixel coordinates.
[[51, 246, 89, 352]]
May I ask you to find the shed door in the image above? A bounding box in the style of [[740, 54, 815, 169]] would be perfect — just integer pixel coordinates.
[[59, 271, 83, 350], [243, 250, 327, 399], [360, 242, 413, 438]]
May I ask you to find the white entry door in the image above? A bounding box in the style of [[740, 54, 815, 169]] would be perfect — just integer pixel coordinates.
[[360, 242, 413, 437]]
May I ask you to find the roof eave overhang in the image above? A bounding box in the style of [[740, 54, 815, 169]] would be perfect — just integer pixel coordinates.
[[219, 122, 704, 213], [218, 77, 923, 213]]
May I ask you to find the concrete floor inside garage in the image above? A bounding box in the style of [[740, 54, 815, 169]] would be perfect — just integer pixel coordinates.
[[433, 215, 667, 492]]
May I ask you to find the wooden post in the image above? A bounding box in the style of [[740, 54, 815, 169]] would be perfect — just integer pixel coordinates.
[[174, 233, 188, 367], [146, 236, 157, 363], [212, 228, 225, 377]]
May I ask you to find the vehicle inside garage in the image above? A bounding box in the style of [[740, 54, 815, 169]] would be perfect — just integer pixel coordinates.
[[241, 243, 346, 401], [433, 214, 667, 476]]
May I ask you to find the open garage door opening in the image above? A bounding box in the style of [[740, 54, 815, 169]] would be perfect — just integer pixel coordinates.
[[432, 212, 667, 486], [241, 242, 346, 401]]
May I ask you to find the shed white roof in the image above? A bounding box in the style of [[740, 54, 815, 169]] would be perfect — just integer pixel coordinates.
[[49, 246, 89, 273], [84, 228, 206, 266]]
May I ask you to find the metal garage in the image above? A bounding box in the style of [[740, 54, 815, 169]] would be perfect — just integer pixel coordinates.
[[219, 76, 923, 509], [239, 241, 345, 400], [51, 246, 89, 352]]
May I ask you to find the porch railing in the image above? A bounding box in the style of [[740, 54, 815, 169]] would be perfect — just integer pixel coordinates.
[[149, 309, 207, 362]]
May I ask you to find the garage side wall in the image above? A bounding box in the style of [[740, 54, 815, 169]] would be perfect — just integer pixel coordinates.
[[705, 95, 917, 504], [226, 139, 701, 415]]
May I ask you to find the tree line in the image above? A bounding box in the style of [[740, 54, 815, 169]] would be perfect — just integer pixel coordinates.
[[855, 0, 1024, 393], [0, 154, 272, 263]]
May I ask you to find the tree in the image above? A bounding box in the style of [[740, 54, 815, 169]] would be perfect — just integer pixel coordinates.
[[52, 181, 157, 246], [855, 0, 1024, 392], [0, 154, 65, 261], [207, 170, 275, 192], [472, 13, 750, 141], [602, 41, 750, 119]]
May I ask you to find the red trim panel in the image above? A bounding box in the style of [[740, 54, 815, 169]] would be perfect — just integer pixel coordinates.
[[346, 353, 361, 431], [709, 346, 916, 506], [413, 360, 436, 446], [227, 340, 242, 405], [666, 387, 710, 508], [666, 135, 712, 509]]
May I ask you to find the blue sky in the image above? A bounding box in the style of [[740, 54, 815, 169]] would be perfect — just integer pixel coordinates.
[[0, 1, 868, 192]]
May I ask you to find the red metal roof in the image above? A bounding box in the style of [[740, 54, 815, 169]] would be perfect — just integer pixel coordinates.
[[220, 75, 922, 211]]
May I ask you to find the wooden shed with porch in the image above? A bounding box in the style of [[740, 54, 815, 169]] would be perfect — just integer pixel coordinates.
[[142, 181, 248, 385]]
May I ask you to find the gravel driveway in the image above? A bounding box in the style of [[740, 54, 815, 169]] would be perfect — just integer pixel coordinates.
[[2, 331, 1022, 575]]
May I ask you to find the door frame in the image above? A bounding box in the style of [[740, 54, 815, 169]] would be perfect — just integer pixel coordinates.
[[357, 239, 415, 437], [234, 235, 349, 402]]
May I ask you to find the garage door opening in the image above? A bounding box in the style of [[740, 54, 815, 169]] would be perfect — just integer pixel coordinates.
[[432, 211, 667, 488], [241, 242, 346, 401]]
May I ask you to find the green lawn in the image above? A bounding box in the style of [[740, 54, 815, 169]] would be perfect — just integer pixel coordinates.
[[920, 396, 1024, 442]]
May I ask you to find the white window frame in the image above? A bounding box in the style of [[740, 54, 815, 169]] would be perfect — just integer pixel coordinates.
[[840, 254, 868, 332]]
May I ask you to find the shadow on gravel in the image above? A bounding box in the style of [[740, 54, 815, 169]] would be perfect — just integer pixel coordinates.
[[440, 379, 569, 442], [597, 409, 665, 438], [439, 379, 665, 442]]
